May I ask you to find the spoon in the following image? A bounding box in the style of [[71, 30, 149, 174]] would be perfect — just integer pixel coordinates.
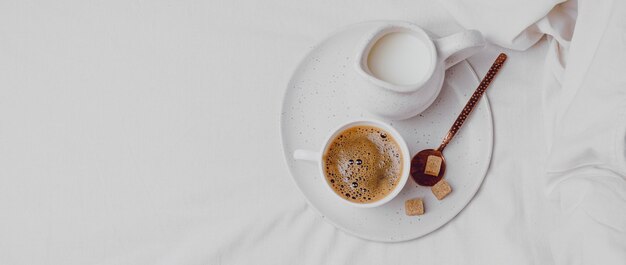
[[411, 53, 507, 186]]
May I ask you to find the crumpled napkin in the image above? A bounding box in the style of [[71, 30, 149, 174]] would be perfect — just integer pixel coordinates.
[[439, 0, 626, 263]]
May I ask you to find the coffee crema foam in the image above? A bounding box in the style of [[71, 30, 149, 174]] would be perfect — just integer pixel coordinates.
[[323, 125, 403, 203]]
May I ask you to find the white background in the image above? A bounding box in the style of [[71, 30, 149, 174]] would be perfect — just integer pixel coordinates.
[[0, 1, 559, 264]]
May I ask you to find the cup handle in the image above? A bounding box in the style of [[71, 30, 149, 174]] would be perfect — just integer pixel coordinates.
[[434, 30, 485, 69], [293, 149, 321, 162]]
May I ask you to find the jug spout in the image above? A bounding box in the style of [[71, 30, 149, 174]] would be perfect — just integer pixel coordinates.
[[434, 30, 485, 69]]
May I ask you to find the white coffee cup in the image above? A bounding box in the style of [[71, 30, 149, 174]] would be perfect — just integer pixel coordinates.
[[293, 120, 411, 208], [353, 21, 485, 120]]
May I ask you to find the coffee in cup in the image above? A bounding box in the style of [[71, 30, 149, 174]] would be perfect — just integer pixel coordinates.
[[323, 125, 403, 203], [293, 120, 410, 208]]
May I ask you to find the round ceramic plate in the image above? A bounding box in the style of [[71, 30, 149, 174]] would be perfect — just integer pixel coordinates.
[[280, 21, 492, 242]]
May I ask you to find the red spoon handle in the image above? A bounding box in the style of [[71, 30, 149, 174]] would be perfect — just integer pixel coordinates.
[[437, 53, 507, 152]]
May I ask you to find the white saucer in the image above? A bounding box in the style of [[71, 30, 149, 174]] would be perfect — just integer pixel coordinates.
[[280, 21, 492, 242]]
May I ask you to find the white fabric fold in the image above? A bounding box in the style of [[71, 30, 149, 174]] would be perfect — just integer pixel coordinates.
[[438, 0, 566, 50], [441, 0, 626, 264], [545, 0, 626, 262]]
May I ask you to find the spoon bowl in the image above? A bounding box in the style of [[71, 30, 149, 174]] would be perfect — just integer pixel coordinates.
[[411, 149, 446, 186]]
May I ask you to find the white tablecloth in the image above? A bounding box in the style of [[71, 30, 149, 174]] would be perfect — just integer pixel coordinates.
[[0, 0, 591, 264]]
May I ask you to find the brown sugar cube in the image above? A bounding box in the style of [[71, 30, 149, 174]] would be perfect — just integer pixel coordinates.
[[431, 179, 452, 200], [424, 155, 442, 176], [405, 198, 425, 216]]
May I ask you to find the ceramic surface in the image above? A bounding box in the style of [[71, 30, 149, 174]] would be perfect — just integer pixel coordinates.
[[280, 21, 493, 242], [354, 21, 484, 120]]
